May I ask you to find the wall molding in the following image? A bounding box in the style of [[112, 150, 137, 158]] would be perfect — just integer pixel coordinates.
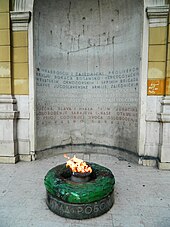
[[146, 5, 169, 26], [10, 11, 31, 31]]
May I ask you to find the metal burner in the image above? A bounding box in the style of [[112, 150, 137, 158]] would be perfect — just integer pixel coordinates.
[[71, 170, 92, 183]]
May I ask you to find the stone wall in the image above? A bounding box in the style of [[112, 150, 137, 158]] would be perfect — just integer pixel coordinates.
[[34, 0, 143, 153]]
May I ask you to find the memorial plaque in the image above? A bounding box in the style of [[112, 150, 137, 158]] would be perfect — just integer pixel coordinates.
[[34, 0, 143, 152]]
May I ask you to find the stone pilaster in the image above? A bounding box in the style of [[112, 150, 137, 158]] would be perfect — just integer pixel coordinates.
[[146, 5, 169, 96], [147, 5, 170, 169], [142, 5, 169, 168], [158, 97, 170, 169], [0, 95, 19, 163], [0, 0, 19, 163], [9, 10, 33, 161]]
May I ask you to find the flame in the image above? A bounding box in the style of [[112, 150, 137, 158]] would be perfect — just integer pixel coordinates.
[[64, 154, 92, 173]]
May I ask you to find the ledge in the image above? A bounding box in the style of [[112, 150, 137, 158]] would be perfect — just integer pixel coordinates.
[[0, 111, 19, 119], [146, 5, 169, 19], [161, 97, 170, 105], [157, 113, 170, 122], [19, 154, 32, 161], [10, 11, 31, 31], [0, 155, 19, 164], [0, 96, 17, 104], [158, 162, 170, 170], [146, 5, 169, 26]]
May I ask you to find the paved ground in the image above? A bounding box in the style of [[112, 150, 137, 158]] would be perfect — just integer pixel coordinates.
[[0, 147, 170, 227]]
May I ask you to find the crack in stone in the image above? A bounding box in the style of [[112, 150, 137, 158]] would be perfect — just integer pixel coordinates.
[[67, 42, 114, 54]]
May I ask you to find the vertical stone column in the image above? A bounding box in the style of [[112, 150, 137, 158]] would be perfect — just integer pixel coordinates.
[[144, 6, 169, 167], [147, 6, 169, 96], [10, 11, 32, 161], [147, 5, 170, 169], [166, 13, 170, 96], [10, 12, 30, 95], [0, 0, 19, 163], [158, 9, 170, 169]]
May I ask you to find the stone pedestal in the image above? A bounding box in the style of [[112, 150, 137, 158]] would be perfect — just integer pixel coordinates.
[[145, 5, 170, 169], [158, 97, 170, 169], [0, 96, 19, 163]]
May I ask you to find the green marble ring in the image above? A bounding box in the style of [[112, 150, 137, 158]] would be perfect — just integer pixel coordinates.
[[44, 162, 115, 204]]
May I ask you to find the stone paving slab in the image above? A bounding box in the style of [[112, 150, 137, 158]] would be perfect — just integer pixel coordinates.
[[0, 148, 170, 227]]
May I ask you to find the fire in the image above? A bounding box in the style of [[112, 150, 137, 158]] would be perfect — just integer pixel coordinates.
[[64, 154, 92, 173]]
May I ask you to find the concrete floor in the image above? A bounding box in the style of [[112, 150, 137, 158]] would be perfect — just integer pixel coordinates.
[[0, 147, 170, 227]]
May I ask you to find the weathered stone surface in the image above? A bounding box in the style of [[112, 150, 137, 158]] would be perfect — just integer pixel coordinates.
[[34, 0, 143, 153], [46, 190, 114, 220]]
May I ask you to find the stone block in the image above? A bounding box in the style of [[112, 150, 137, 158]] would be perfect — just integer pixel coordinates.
[[162, 123, 170, 143], [159, 121, 170, 162], [0, 46, 10, 61], [0, 29, 10, 46], [148, 61, 166, 79], [160, 145, 170, 162], [146, 96, 162, 121], [167, 44, 170, 61], [169, 23, 170, 43], [18, 140, 30, 155], [0, 96, 18, 160], [0, 13, 9, 29], [149, 26, 167, 45], [0, 155, 19, 163], [0, 77, 11, 94], [138, 158, 157, 167], [0, 62, 10, 77], [13, 47, 28, 63], [0, 95, 17, 111], [144, 121, 160, 157], [19, 154, 32, 161], [0, 118, 17, 140], [0, 140, 17, 156], [158, 162, 170, 170], [149, 45, 166, 61], [12, 31, 28, 47], [146, 122, 160, 143], [13, 79, 29, 95], [17, 119, 29, 139], [144, 144, 159, 158], [0, 0, 9, 13], [13, 62, 28, 79], [15, 95, 29, 118], [166, 59, 170, 77]]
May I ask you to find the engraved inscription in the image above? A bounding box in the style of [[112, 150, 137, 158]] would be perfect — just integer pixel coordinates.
[[36, 67, 139, 91], [36, 67, 139, 128], [34, 0, 142, 151], [48, 194, 114, 217]]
